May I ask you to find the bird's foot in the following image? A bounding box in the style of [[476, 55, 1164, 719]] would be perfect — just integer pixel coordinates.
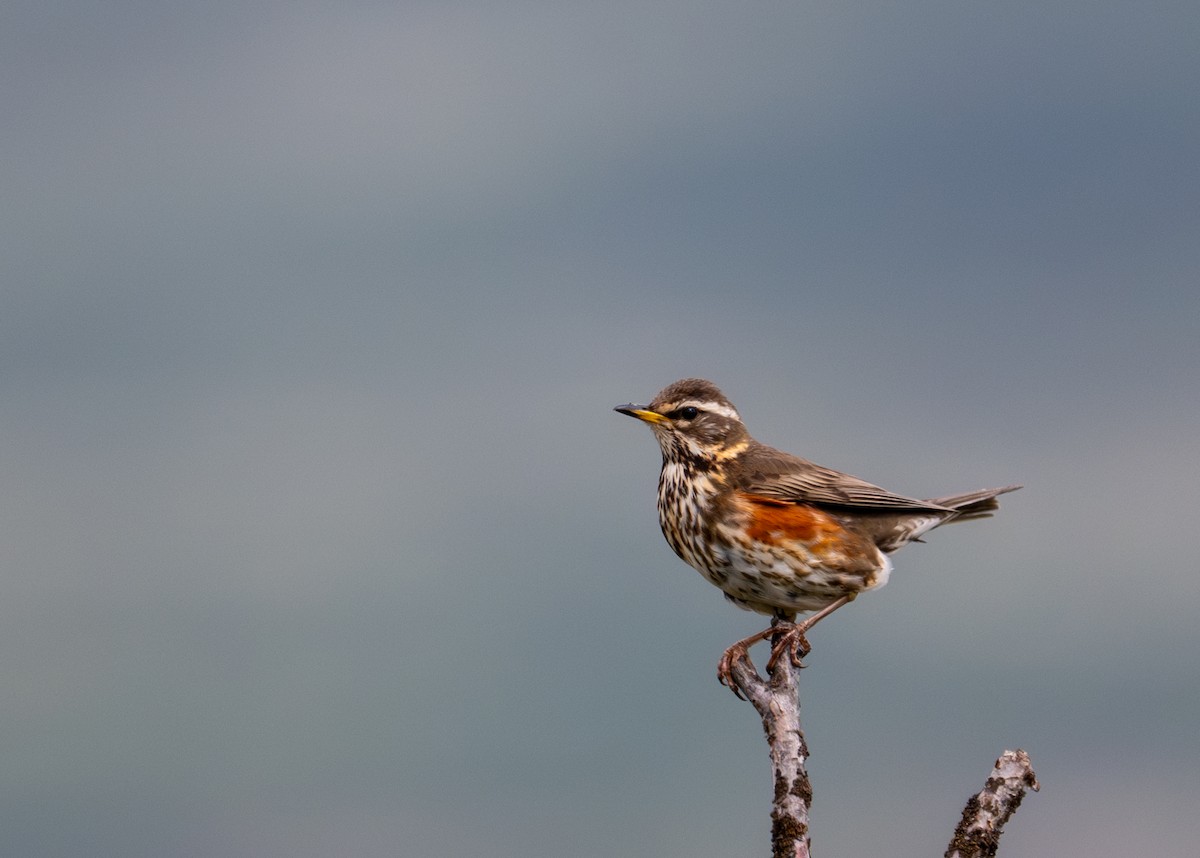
[[717, 646, 749, 699], [718, 621, 806, 698], [764, 623, 812, 673]]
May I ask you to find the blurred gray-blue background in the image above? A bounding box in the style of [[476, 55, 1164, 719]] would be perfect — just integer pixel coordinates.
[[4, 2, 1197, 856]]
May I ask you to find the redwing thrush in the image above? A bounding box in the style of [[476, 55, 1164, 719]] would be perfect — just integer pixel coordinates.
[[615, 378, 1019, 694]]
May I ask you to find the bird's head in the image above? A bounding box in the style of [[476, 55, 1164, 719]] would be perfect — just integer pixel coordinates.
[[615, 378, 750, 463]]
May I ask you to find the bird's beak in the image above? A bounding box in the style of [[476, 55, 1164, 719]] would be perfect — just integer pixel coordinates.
[[614, 403, 669, 425]]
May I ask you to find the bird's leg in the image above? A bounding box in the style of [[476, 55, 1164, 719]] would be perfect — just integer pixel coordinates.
[[718, 596, 857, 694], [764, 594, 855, 672]]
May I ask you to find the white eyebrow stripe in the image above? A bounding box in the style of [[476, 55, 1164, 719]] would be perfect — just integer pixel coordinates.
[[673, 400, 741, 422]]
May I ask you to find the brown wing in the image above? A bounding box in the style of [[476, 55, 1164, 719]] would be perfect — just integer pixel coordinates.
[[735, 441, 955, 513]]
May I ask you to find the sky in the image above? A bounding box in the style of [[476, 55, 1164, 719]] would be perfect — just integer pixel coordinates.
[[3, 2, 1198, 856]]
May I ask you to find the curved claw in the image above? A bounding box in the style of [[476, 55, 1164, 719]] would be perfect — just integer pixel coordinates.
[[717, 622, 791, 697], [764, 626, 812, 673], [717, 643, 755, 699]]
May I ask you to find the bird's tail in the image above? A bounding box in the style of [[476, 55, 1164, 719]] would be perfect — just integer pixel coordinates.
[[927, 485, 1022, 523]]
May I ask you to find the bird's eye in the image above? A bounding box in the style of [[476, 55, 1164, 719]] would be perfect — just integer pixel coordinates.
[[669, 406, 700, 421]]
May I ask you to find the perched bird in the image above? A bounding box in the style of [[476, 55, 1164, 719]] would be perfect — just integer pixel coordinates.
[[615, 378, 1019, 694]]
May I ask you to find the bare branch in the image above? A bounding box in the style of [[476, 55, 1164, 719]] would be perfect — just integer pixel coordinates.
[[945, 749, 1040, 858], [725, 616, 1037, 858], [726, 636, 811, 858]]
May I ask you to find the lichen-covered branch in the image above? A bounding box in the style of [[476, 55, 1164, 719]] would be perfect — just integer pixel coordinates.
[[945, 749, 1039, 858], [727, 643, 1037, 858], [726, 636, 811, 858]]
